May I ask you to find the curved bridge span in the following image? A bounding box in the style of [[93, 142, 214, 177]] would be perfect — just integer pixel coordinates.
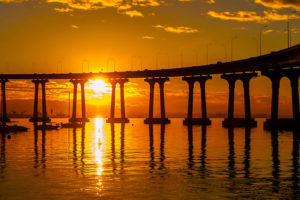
[[0, 45, 300, 130], [0, 44, 300, 79]]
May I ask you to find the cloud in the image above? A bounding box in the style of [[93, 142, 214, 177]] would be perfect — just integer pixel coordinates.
[[141, 35, 154, 39], [154, 25, 198, 33], [178, 0, 215, 3], [207, 10, 300, 23], [71, 24, 79, 29], [254, 0, 300, 11], [47, 0, 163, 13], [208, 11, 263, 22], [54, 7, 73, 12], [123, 10, 144, 18]]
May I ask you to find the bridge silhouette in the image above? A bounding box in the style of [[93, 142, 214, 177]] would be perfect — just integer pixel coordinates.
[[0, 44, 300, 129]]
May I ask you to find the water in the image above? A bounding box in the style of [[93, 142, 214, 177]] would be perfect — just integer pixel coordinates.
[[0, 118, 299, 200]]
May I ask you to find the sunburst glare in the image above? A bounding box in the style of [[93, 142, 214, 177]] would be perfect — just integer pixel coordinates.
[[87, 79, 108, 95]]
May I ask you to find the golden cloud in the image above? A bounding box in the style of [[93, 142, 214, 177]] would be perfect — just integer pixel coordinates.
[[71, 24, 79, 29], [123, 10, 144, 18], [207, 10, 300, 23], [154, 25, 198, 33], [255, 0, 300, 11], [54, 7, 73, 12], [141, 35, 155, 39], [0, 0, 161, 12]]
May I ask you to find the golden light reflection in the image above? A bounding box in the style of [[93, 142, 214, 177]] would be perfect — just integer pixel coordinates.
[[94, 118, 105, 175], [94, 118, 105, 194]]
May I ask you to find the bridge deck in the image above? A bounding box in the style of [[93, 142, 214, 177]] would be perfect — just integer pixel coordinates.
[[1, 44, 300, 80]]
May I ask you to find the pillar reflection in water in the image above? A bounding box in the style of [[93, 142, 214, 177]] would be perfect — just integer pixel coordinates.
[[81, 126, 85, 175], [41, 130, 46, 169], [34, 129, 39, 169], [0, 133, 6, 176], [73, 128, 78, 174], [149, 124, 155, 172], [228, 128, 235, 178], [159, 125, 165, 171], [120, 123, 125, 171], [109, 123, 126, 172], [200, 126, 207, 178], [110, 123, 116, 174], [148, 124, 166, 172], [271, 129, 280, 193], [244, 128, 251, 178], [292, 131, 299, 191], [187, 125, 194, 173]]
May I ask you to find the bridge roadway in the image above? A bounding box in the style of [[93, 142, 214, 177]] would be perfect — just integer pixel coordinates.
[[0, 44, 300, 80]]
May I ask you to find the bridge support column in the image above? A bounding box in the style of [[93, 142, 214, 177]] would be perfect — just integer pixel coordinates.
[[144, 77, 170, 124], [222, 73, 257, 128], [288, 75, 300, 120], [106, 79, 129, 123], [0, 79, 10, 126], [41, 80, 49, 124], [263, 71, 282, 129], [69, 80, 90, 123], [70, 80, 78, 123], [32, 80, 39, 124], [263, 69, 300, 130], [30, 79, 50, 124], [183, 76, 212, 125], [79, 80, 89, 123]]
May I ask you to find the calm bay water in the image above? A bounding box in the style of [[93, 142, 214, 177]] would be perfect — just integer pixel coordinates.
[[0, 118, 299, 199]]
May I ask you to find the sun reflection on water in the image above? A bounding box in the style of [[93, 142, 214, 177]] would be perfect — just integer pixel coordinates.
[[94, 118, 104, 174], [94, 118, 105, 194]]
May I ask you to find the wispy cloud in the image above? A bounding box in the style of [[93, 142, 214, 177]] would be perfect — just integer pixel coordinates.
[[123, 10, 144, 18], [154, 25, 198, 33], [141, 35, 154, 39], [54, 7, 73, 12], [255, 0, 300, 11], [207, 10, 300, 23], [71, 24, 79, 29]]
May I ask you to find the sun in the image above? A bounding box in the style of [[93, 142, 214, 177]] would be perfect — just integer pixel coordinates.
[[88, 79, 108, 94]]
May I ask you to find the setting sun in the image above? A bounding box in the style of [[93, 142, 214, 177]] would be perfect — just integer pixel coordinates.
[[88, 79, 108, 94]]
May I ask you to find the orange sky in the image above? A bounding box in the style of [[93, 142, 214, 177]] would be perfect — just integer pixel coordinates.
[[0, 0, 299, 117]]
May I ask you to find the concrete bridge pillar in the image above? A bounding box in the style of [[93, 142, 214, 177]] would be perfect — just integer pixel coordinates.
[[79, 80, 88, 121], [70, 79, 90, 123], [145, 79, 155, 120], [221, 73, 257, 128], [182, 77, 195, 120], [288, 74, 300, 120], [106, 79, 129, 123], [158, 79, 168, 120], [263, 69, 300, 130], [30, 79, 50, 124], [144, 77, 170, 124], [262, 71, 281, 129], [70, 80, 78, 122], [0, 79, 9, 126], [270, 76, 280, 121], [40, 80, 48, 123], [110, 80, 116, 120], [32, 80, 39, 123], [119, 79, 129, 120], [183, 76, 212, 125], [199, 76, 211, 120]]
